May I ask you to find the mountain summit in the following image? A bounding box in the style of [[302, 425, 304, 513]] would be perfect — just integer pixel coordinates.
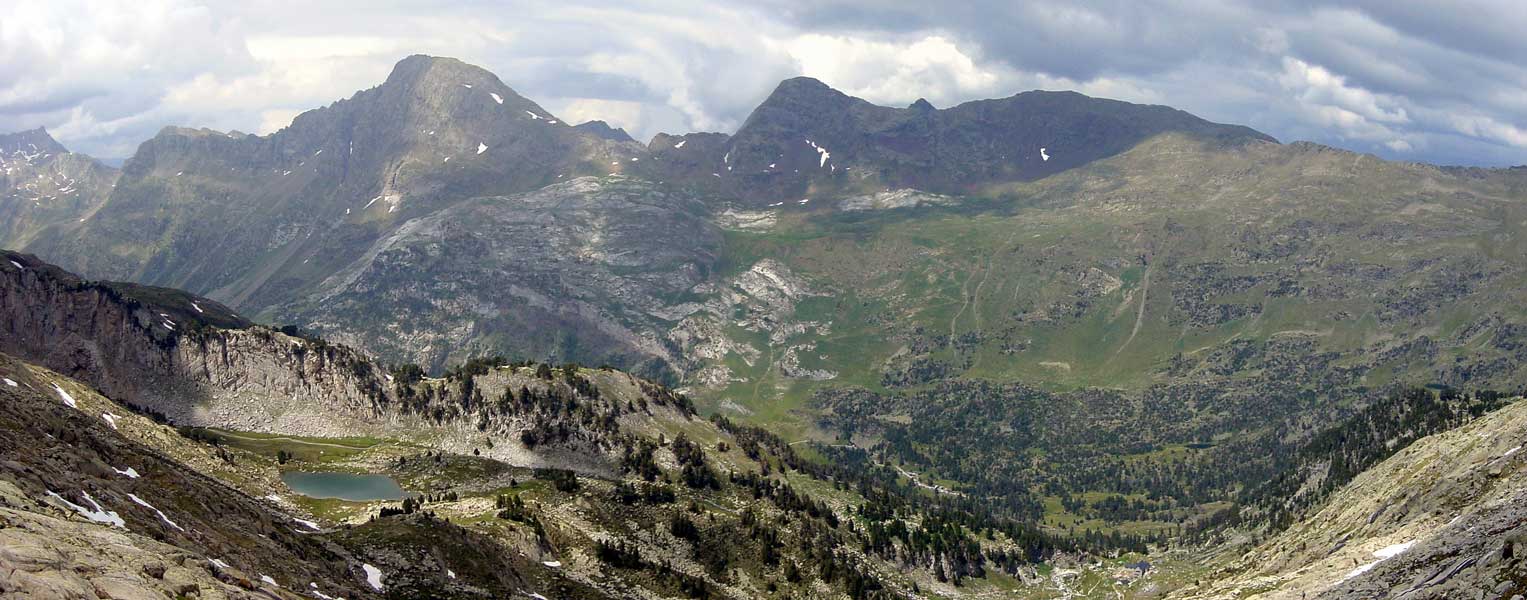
[[0, 127, 68, 156], [708, 78, 1276, 201], [23, 55, 646, 310]]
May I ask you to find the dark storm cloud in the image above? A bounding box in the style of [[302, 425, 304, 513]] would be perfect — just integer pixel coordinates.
[[1, 0, 1524, 166]]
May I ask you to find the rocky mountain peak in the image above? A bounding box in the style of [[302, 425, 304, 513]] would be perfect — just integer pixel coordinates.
[[0, 127, 68, 156], [713, 77, 1278, 202], [375, 54, 548, 117], [573, 120, 636, 143], [746, 76, 865, 119]]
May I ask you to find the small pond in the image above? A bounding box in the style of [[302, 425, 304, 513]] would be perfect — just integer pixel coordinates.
[[281, 471, 409, 501]]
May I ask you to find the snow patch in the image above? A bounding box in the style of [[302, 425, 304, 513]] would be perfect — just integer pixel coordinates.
[[362, 564, 385, 591], [447, 569, 457, 579], [260, 575, 278, 587], [1040, 147, 1050, 161], [542, 561, 561, 568], [54, 384, 77, 408], [10, 260, 23, 269], [114, 466, 140, 479], [1374, 541, 1414, 559], [525, 111, 541, 120], [191, 301, 204, 314], [47, 491, 125, 528], [806, 139, 831, 167], [128, 493, 184, 531], [462, 83, 473, 89], [477, 143, 488, 155], [101, 413, 120, 429], [294, 518, 321, 531], [674, 140, 686, 149], [209, 558, 230, 570], [364, 196, 382, 209], [4, 378, 16, 387], [1342, 540, 1415, 582], [490, 92, 503, 104]]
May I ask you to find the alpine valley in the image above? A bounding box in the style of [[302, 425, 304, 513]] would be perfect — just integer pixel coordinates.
[[1, 55, 1525, 599]]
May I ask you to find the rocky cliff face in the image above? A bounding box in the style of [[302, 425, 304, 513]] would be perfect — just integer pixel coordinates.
[[0, 251, 399, 438], [0, 251, 700, 475]]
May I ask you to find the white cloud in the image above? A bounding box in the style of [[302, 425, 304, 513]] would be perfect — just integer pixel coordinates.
[[1278, 57, 1409, 125], [785, 34, 1005, 105], [1443, 113, 1527, 148], [257, 109, 304, 134]]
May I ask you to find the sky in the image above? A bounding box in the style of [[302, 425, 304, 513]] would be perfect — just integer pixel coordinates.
[[3, 0, 1526, 166]]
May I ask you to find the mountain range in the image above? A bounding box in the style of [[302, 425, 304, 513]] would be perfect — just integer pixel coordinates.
[[0, 55, 1282, 378], [3, 54, 1527, 599]]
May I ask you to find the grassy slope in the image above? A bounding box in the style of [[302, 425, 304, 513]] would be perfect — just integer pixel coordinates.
[[693, 134, 1527, 534]]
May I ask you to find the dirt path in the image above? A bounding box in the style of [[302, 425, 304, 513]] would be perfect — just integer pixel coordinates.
[[949, 267, 979, 346], [1114, 260, 1152, 357], [970, 250, 995, 333], [951, 233, 1013, 348], [750, 344, 776, 403]]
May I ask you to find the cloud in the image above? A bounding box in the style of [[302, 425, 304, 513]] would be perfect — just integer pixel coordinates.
[[257, 109, 304, 135], [784, 34, 1006, 106], [2, 0, 1526, 166]]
